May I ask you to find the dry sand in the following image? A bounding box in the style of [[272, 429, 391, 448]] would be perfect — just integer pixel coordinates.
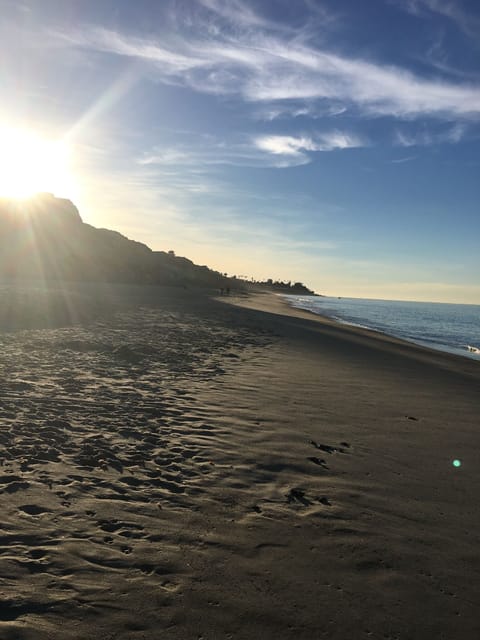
[[0, 284, 479, 639]]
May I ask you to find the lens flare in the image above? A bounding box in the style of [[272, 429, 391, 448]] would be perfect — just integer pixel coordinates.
[[453, 459, 461, 468]]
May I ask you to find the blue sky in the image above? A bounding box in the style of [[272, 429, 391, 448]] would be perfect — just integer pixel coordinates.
[[1, 0, 479, 302]]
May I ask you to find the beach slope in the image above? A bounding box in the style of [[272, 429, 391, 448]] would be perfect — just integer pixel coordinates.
[[1, 286, 479, 639]]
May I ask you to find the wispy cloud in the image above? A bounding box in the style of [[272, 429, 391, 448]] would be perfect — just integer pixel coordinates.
[[54, 3, 480, 121], [446, 123, 467, 142], [255, 131, 363, 157], [317, 130, 365, 150], [254, 135, 319, 156], [255, 103, 347, 121], [416, 32, 480, 81], [137, 140, 309, 169], [137, 130, 364, 171], [391, 155, 417, 164], [392, 0, 480, 38], [394, 122, 467, 146], [196, 0, 282, 31]]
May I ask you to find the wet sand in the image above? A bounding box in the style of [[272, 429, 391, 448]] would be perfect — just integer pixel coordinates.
[[1, 284, 479, 639]]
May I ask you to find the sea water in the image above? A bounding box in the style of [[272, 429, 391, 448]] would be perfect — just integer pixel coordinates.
[[285, 295, 480, 361]]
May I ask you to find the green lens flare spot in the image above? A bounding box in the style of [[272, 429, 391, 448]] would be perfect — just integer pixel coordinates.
[[453, 459, 461, 468]]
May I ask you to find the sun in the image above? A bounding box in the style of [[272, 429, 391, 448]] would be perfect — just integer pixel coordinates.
[[0, 126, 74, 199]]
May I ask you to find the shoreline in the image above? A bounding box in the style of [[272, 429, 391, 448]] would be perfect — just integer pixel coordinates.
[[276, 292, 480, 363], [224, 290, 480, 382]]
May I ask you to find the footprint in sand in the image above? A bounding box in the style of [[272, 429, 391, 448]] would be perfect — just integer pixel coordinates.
[[307, 456, 328, 468], [18, 504, 51, 516], [310, 440, 347, 454], [29, 549, 49, 559], [286, 489, 332, 507], [0, 600, 53, 622], [98, 519, 122, 533], [120, 545, 133, 555], [286, 488, 311, 506], [0, 475, 31, 493]]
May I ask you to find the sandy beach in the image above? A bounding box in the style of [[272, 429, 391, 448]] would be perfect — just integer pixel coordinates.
[[1, 284, 479, 639]]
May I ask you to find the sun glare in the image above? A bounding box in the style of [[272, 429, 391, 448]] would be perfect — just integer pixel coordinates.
[[0, 126, 74, 199]]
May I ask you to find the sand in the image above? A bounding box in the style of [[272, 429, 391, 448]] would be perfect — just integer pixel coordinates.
[[0, 284, 479, 639]]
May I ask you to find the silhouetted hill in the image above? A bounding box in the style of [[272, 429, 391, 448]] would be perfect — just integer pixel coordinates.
[[0, 194, 318, 294], [0, 194, 231, 288]]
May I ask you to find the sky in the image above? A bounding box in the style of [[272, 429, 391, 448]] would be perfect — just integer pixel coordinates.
[[0, 0, 479, 303]]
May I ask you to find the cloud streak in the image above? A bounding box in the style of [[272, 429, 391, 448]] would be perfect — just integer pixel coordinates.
[[55, 4, 480, 121], [394, 122, 467, 146], [255, 131, 364, 156], [137, 129, 363, 171], [392, 0, 480, 38], [195, 0, 282, 31]]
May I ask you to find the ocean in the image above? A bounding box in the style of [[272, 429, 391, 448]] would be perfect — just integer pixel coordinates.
[[284, 295, 480, 361]]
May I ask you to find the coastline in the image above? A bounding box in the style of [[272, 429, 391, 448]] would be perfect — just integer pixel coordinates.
[[226, 290, 480, 381], [276, 292, 480, 363], [1, 284, 479, 639]]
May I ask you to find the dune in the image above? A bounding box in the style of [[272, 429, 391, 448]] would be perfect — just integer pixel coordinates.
[[0, 284, 479, 639]]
